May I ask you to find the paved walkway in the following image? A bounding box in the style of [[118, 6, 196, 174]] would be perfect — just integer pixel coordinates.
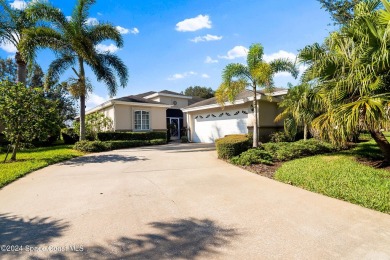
[[0, 143, 389, 259]]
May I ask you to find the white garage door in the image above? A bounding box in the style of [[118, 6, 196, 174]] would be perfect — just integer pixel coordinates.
[[193, 109, 249, 143]]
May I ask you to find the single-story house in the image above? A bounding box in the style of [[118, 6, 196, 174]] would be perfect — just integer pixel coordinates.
[[181, 89, 287, 143], [85, 90, 203, 139]]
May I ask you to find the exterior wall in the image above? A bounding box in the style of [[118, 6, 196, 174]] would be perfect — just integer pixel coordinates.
[[113, 105, 167, 131], [158, 96, 189, 109]]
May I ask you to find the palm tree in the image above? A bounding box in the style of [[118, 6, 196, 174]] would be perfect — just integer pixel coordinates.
[[216, 43, 298, 147], [19, 0, 128, 140], [0, 0, 36, 83], [275, 83, 317, 141], [298, 0, 390, 161]]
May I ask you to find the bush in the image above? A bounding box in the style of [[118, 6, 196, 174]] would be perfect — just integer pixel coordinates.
[[61, 128, 79, 144], [97, 131, 167, 141], [262, 139, 337, 161], [215, 134, 251, 159], [230, 148, 274, 166], [181, 136, 188, 143], [74, 139, 166, 152], [269, 131, 292, 143]]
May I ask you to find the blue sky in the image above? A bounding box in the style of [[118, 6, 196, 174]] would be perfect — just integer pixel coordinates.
[[0, 0, 333, 109]]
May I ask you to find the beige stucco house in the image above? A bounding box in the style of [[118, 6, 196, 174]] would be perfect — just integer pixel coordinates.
[[85, 90, 203, 139], [181, 89, 286, 143]]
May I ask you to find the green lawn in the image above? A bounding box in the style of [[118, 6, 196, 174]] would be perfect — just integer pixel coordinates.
[[274, 140, 390, 214], [0, 145, 84, 188]]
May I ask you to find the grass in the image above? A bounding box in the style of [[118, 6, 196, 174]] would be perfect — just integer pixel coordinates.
[[0, 145, 84, 188], [274, 139, 390, 214]]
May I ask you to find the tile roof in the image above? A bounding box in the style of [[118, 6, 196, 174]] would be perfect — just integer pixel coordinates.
[[113, 95, 163, 104], [184, 90, 255, 109]]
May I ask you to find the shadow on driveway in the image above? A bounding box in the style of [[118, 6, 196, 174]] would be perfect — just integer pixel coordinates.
[[31, 218, 239, 259], [138, 143, 216, 153], [0, 213, 69, 257], [59, 154, 148, 166]]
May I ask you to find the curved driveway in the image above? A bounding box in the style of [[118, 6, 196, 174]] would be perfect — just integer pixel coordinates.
[[0, 143, 390, 259]]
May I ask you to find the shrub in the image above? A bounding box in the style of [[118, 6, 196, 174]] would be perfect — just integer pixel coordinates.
[[97, 131, 167, 141], [269, 131, 292, 143], [262, 139, 337, 161], [73, 140, 110, 152], [150, 139, 167, 145], [181, 136, 188, 143], [74, 139, 166, 152], [230, 148, 274, 166], [215, 134, 251, 159], [61, 128, 79, 144]]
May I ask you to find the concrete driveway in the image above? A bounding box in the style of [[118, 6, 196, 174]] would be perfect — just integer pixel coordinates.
[[0, 143, 390, 259]]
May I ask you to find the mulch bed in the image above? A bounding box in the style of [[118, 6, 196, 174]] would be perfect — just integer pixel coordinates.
[[239, 162, 283, 179], [356, 157, 390, 171]]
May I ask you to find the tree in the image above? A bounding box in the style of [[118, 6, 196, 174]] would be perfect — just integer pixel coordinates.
[[73, 112, 113, 140], [317, 0, 361, 25], [20, 0, 128, 141], [299, 0, 390, 162], [275, 83, 318, 141], [0, 58, 16, 82], [0, 0, 36, 83], [0, 57, 43, 86], [0, 81, 61, 161], [183, 86, 215, 99], [215, 43, 298, 147]]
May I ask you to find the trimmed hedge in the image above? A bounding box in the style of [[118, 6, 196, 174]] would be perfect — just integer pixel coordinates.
[[61, 128, 79, 144], [74, 139, 167, 152], [215, 134, 251, 159], [97, 131, 167, 141], [262, 139, 337, 161], [230, 148, 274, 166]]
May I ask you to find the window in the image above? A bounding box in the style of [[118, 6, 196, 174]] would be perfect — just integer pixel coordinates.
[[134, 110, 150, 130]]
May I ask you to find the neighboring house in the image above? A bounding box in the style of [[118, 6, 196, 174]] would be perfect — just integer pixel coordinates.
[[181, 89, 287, 143], [85, 90, 204, 139]]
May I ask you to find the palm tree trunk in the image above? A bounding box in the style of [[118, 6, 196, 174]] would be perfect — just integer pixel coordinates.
[[304, 122, 308, 141], [253, 84, 258, 148], [78, 58, 86, 141], [370, 130, 390, 162], [15, 52, 27, 84]]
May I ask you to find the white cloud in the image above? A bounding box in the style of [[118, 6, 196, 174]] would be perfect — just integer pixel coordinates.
[[86, 93, 108, 110], [204, 56, 218, 64], [10, 0, 27, 10], [95, 43, 119, 53], [175, 14, 211, 32], [130, 27, 139, 34], [66, 16, 72, 21], [85, 17, 99, 26], [219, 45, 248, 60], [201, 74, 210, 78], [190, 34, 222, 43], [263, 50, 297, 63], [0, 41, 17, 53], [97, 12, 103, 16], [116, 26, 129, 34], [167, 71, 197, 80]]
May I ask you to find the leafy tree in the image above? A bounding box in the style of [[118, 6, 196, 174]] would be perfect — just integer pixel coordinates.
[[299, 0, 390, 161], [275, 83, 318, 141], [183, 86, 215, 99], [0, 58, 16, 82], [0, 81, 62, 161], [317, 0, 361, 25], [19, 0, 128, 141], [215, 43, 298, 147], [0, 0, 36, 83], [73, 112, 113, 140]]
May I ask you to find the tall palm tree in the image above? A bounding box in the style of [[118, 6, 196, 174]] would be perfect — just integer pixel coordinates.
[[299, 0, 390, 161], [0, 0, 36, 83], [216, 43, 298, 147], [19, 0, 128, 140]]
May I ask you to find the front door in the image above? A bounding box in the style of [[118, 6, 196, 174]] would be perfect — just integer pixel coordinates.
[[170, 118, 180, 140]]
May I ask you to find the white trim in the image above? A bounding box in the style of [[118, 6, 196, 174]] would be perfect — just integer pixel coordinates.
[[181, 95, 260, 113], [144, 92, 192, 100]]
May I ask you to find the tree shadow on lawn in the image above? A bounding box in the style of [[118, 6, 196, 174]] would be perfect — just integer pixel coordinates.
[[31, 218, 239, 260], [59, 154, 149, 166], [0, 213, 69, 257]]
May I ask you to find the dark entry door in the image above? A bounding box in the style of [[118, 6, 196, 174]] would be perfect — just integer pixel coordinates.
[[170, 118, 180, 139]]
